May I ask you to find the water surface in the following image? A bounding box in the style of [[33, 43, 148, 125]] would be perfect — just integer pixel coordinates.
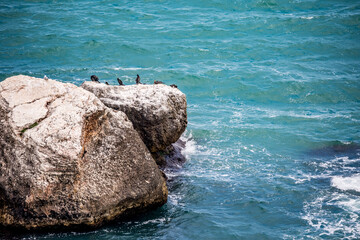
[[1, 0, 360, 239]]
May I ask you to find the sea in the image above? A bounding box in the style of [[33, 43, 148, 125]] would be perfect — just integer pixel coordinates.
[[0, 0, 360, 239]]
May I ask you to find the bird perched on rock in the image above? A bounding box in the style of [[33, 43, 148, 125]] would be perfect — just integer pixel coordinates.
[[170, 84, 178, 88], [135, 74, 141, 84], [105, 82, 109, 85], [117, 78, 125, 86], [91, 75, 100, 83], [44, 75, 48, 81], [154, 80, 164, 84]]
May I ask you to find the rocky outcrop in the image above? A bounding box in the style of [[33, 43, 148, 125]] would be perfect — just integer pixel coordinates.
[[81, 82, 187, 153], [0, 75, 167, 230]]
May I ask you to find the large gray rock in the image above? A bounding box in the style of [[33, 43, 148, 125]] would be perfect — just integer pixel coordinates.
[[81, 82, 187, 153], [0, 75, 167, 230]]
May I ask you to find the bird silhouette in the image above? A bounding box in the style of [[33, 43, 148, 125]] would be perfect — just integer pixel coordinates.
[[91, 75, 100, 83], [154, 80, 164, 84], [117, 78, 125, 86], [135, 74, 141, 84]]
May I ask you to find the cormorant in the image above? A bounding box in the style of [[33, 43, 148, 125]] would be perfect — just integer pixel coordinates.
[[91, 75, 100, 83], [117, 78, 125, 86], [154, 80, 164, 84], [105, 82, 109, 85], [135, 74, 141, 84], [170, 84, 178, 88]]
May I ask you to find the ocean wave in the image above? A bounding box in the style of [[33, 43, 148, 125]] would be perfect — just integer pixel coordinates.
[[111, 67, 152, 71], [300, 16, 315, 20], [302, 192, 360, 239], [298, 141, 360, 238], [179, 131, 198, 160], [331, 174, 360, 192]]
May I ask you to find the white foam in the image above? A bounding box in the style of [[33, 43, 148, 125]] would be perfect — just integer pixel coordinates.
[[112, 67, 149, 71], [180, 132, 197, 159], [319, 156, 359, 172], [198, 48, 209, 52], [168, 193, 185, 207], [331, 174, 360, 192], [338, 198, 360, 213], [300, 16, 314, 20], [141, 217, 168, 225], [303, 193, 360, 238]]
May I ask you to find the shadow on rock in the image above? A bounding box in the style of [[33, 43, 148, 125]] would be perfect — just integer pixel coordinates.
[[152, 139, 187, 171]]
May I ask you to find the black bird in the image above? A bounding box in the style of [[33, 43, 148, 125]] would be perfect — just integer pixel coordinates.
[[117, 78, 125, 86], [154, 80, 164, 84], [135, 74, 141, 84], [105, 82, 109, 85], [91, 75, 100, 83], [170, 84, 178, 88]]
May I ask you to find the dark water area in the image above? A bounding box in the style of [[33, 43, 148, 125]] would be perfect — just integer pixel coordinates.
[[1, 0, 360, 239]]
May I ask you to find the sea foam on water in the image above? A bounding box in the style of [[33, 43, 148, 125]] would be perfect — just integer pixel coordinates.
[[331, 174, 360, 193]]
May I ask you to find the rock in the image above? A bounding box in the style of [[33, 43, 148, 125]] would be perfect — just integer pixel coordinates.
[[0, 75, 167, 230], [151, 139, 187, 168], [81, 82, 187, 153]]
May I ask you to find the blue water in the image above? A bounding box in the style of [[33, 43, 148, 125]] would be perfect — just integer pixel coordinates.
[[1, 0, 360, 239]]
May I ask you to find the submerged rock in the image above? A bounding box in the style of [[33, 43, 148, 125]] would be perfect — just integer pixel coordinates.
[[81, 82, 187, 153], [308, 141, 360, 158], [0, 75, 167, 230]]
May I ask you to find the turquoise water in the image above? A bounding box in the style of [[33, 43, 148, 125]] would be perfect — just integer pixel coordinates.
[[1, 0, 360, 239]]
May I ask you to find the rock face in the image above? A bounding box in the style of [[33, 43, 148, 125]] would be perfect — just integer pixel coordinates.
[[81, 82, 187, 153], [0, 75, 167, 230]]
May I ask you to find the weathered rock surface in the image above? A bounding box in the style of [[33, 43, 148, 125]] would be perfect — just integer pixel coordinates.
[[81, 82, 187, 153], [0, 75, 167, 230]]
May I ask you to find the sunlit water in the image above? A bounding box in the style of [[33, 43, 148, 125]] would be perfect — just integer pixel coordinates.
[[1, 0, 360, 239]]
